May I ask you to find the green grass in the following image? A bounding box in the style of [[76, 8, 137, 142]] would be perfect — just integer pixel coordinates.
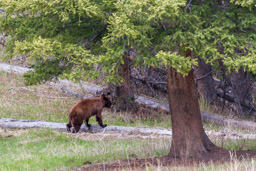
[[0, 128, 170, 171], [1, 128, 256, 171], [214, 138, 256, 151]]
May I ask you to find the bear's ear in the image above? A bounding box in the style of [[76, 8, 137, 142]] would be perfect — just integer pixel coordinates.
[[103, 96, 108, 101], [107, 92, 111, 96]]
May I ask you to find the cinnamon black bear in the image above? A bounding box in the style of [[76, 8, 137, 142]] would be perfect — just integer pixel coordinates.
[[66, 93, 111, 133]]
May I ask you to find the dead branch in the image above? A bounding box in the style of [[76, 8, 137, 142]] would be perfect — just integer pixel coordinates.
[[216, 89, 256, 112], [195, 68, 217, 82]]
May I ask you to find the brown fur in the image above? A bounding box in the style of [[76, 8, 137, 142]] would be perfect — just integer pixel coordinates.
[[66, 94, 111, 133]]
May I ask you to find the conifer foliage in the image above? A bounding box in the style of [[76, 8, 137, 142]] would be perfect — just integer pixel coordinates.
[[0, 0, 255, 82]]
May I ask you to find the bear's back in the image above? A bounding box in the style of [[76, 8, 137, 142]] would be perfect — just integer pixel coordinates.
[[71, 97, 104, 116]]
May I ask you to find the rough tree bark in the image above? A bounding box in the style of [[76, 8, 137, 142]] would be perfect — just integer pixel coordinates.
[[115, 50, 136, 111], [167, 67, 217, 159], [194, 58, 217, 104]]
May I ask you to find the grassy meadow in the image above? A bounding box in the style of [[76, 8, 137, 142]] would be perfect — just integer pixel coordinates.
[[1, 70, 256, 170], [1, 128, 256, 171], [0, 128, 171, 171]]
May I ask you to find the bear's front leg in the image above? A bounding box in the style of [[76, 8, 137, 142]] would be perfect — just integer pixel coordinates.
[[96, 116, 107, 128]]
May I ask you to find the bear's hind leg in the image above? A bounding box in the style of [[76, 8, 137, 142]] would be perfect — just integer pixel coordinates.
[[85, 118, 91, 129]]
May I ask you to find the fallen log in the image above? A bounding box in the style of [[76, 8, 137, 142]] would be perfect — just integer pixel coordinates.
[[136, 96, 256, 131], [0, 118, 172, 136], [0, 63, 104, 99], [201, 111, 256, 131], [0, 63, 32, 74], [1, 63, 256, 132], [1, 118, 256, 140]]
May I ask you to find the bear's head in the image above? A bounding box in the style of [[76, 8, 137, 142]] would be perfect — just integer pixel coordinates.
[[101, 93, 112, 108]]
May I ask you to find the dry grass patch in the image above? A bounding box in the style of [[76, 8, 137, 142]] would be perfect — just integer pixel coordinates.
[[0, 128, 28, 138], [66, 131, 171, 141], [0, 71, 77, 122]]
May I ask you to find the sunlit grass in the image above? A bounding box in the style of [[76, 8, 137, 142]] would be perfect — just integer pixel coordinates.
[[0, 128, 170, 171], [1, 128, 256, 170]]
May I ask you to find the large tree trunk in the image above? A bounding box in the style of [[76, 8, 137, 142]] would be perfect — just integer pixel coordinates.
[[115, 53, 136, 111], [167, 67, 217, 159], [194, 58, 217, 104]]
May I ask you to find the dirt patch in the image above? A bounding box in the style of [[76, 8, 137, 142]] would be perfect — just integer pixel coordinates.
[[73, 148, 256, 171], [65, 131, 171, 141], [0, 128, 28, 138]]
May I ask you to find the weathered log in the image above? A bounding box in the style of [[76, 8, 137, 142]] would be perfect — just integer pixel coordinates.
[[136, 96, 256, 131], [134, 95, 169, 113], [48, 82, 84, 99], [0, 63, 32, 74], [1, 118, 256, 139], [58, 79, 106, 96], [0, 63, 104, 98], [0, 118, 172, 136], [201, 111, 256, 131]]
